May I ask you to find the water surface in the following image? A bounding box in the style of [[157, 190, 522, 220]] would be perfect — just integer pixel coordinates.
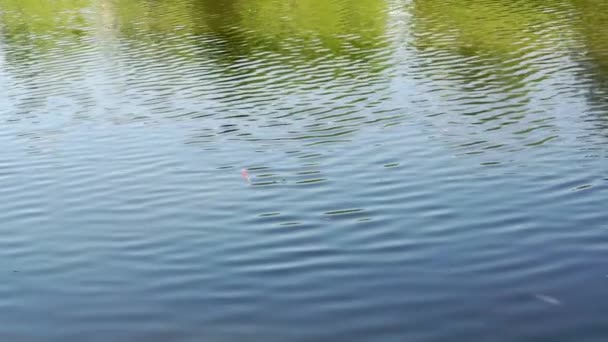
[[1, 0, 608, 341]]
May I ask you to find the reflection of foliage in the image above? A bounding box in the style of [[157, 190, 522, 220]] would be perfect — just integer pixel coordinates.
[[411, 0, 561, 57], [232, 0, 386, 54], [0, 0, 389, 65], [113, 0, 388, 60], [112, 0, 205, 36], [0, 0, 88, 49], [571, 0, 608, 74], [408, 0, 579, 96]]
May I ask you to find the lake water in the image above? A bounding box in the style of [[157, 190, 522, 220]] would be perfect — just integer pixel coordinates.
[[1, 0, 608, 340]]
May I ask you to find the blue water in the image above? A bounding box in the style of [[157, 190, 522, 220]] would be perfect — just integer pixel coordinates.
[[1, 0, 608, 340]]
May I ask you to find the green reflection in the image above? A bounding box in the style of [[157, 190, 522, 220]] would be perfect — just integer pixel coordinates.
[[0, 0, 88, 37], [113, 0, 388, 60], [411, 0, 562, 57], [408, 0, 574, 99], [0, 0, 389, 69], [0, 0, 89, 60], [571, 0, 608, 74]]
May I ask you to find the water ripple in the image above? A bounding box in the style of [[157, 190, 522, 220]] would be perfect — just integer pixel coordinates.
[[0, 0, 608, 341]]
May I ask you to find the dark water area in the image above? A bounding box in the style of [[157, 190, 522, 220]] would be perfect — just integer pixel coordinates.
[[1, 0, 608, 340]]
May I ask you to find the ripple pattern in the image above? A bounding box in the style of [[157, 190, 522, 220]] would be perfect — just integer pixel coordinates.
[[0, 0, 608, 341]]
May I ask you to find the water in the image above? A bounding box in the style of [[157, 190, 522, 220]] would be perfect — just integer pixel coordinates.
[[1, 0, 608, 340]]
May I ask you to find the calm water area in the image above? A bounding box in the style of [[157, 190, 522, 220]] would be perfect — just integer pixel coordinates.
[[1, 0, 608, 340]]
